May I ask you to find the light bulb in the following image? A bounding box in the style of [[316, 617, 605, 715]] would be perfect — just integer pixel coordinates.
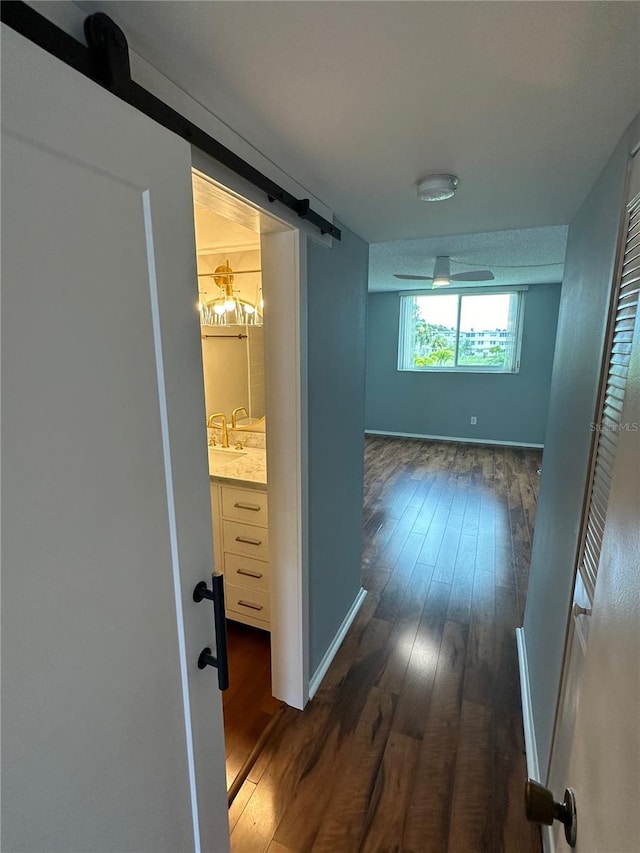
[[213, 303, 226, 316], [244, 304, 255, 315], [224, 299, 236, 311]]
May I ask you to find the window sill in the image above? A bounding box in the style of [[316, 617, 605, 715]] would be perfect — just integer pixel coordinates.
[[397, 366, 520, 375]]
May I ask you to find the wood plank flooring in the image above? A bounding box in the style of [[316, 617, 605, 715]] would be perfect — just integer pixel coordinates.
[[223, 621, 283, 790], [230, 437, 543, 852]]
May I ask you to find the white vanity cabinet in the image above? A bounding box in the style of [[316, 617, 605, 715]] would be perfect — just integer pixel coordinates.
[[210, 482, 270, 631]]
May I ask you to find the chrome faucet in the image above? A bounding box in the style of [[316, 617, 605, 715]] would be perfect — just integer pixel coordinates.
[[231, 406, 249, 428], [207, 413, 229, 448]]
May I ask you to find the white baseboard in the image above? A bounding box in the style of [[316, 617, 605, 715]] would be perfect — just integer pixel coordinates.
[[365, 429, 543, 449], [517, 628, 556, 853], [516, 627, 541, 781], [308, 588, 367, 699]]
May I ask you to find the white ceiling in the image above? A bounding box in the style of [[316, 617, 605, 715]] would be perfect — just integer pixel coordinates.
[[76, 1, 639, 290], [194, 205, 259, 255]]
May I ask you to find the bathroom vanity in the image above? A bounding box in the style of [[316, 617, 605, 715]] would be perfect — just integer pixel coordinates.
[[208, 446, 270, 632]]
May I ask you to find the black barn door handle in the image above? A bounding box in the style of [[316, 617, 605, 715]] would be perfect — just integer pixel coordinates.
[[193, 574, 229, 691]]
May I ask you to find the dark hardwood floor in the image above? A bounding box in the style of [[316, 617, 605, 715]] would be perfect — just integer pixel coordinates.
[[224, 621, 283, 790], [230, 437, 543, 852]]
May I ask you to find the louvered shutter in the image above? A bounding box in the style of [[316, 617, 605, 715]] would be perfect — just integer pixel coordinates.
[[579, 187, 640, 599]]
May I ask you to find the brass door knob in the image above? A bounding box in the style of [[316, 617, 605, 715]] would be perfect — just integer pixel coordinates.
[[525, 778, 577, 847]]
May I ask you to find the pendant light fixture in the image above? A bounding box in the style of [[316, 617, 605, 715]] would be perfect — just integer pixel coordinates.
[[197, 261, 263, 326]]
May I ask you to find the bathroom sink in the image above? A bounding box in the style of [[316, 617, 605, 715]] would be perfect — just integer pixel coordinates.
[[208, 448, 246, 461]]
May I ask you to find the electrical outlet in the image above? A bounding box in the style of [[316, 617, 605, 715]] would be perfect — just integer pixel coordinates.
[[470, 416, 477, 425]]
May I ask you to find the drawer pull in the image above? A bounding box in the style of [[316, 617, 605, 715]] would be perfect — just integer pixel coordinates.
[[234, 501, 261, 512], [235, 536, 262, 546], [237, 568, 263, 579], [237, 599, 264, 611]]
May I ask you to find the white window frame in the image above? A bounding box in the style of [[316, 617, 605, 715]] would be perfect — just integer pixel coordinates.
[[397, 286, 527, 374]]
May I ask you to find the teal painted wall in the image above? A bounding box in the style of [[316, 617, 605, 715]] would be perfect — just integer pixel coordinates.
[[365, 284, 561, 445], [307, 223, 369, 675], [523, 113, 640, 780]]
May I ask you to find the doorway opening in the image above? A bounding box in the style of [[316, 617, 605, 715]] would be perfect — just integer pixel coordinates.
[[191, 170, 307, 796]]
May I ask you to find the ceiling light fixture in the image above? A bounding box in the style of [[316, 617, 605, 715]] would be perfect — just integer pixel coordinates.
[[197, 262, 263, 327], [416, 173, 459, 202], [431, 256, 451, 287]]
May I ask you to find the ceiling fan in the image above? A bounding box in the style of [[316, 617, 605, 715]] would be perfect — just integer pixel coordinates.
[[394, 255, 494, 288]]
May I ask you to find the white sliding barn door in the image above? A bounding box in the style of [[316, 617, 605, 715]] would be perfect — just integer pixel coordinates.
[[1, 27, 229, 853]]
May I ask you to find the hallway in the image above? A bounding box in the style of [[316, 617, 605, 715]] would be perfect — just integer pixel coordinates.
[[230, 437, 543, 852]]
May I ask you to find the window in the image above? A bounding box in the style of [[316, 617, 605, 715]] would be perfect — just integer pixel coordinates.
[[398, 288, 525, 373]]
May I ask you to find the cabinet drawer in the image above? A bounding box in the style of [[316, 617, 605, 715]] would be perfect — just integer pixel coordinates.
[[223, 552, 270, 592], [225, 583, 271, 622], [222, 519, 269, 561], [221, 486, 268, 526]]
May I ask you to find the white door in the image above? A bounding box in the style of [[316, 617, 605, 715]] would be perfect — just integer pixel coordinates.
[[547, 156, 640, 852], [1, 27, 229, 853]]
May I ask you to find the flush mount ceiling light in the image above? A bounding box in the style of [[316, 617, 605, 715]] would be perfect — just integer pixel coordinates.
[[416, 173, 459, 202]]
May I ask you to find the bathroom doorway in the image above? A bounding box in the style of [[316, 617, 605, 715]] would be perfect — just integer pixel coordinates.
[[191, 170, 307, 795]]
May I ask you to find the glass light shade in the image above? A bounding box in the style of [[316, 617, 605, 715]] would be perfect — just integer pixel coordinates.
[[416, 174, 458, 202], [199, 297, 263, 327]]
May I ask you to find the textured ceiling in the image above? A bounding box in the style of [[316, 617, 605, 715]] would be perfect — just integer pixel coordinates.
[[369, 226, 568, 292], [77, 1, 640, 246]]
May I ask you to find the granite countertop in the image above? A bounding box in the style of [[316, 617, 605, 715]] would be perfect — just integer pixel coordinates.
[[208, 444, 267, 489]]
